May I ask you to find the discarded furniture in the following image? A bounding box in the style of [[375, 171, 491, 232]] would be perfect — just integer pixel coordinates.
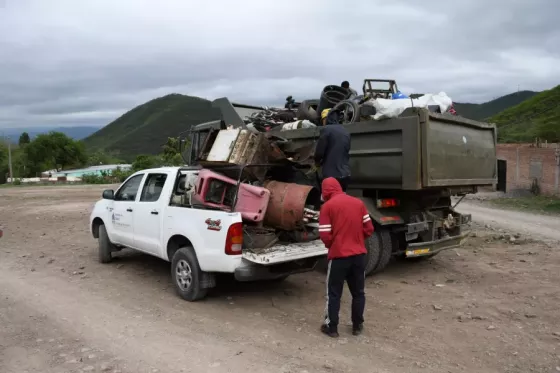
[[192, 169, 270, 222]]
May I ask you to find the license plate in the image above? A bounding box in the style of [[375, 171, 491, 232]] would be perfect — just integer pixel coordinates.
[[405, 248, 430, 257]]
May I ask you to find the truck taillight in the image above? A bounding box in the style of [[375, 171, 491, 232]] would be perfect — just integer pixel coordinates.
[[225, 222, 243, 255], [377, 198, 399, 208]]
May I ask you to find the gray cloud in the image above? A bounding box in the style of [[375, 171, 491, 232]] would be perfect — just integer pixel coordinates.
[[0, 0, 559, 129]]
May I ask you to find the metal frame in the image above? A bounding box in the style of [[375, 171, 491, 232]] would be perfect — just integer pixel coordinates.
[[362, 79, 398, 98]]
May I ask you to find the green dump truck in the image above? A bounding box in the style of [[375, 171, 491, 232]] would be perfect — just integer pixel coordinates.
[[185, 96, 500, 276]]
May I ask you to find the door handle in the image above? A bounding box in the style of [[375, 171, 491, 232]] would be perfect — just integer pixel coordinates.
[[151, 210, 159, 215], [126, 208, 133, 212]]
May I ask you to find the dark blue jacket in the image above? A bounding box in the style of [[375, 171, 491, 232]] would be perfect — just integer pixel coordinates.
[[313, 111, 351, 179]]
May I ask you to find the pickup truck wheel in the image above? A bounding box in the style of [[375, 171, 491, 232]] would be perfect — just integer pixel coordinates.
[[371, 228, 393, 274], [364, 232, 382, 276], [171, 247, 208, 301], [98, 224, 114, 264]]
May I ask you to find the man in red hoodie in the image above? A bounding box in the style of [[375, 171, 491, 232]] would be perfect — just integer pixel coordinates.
[[318, 177, 374, 337]]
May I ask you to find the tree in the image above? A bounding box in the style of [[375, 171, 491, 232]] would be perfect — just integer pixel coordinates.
[[161, 137, 185, 166], [86, 151, 124, 167], [18, 132, 30, 146], [25, 131, 87, 171], [131, 154, 162, 171]]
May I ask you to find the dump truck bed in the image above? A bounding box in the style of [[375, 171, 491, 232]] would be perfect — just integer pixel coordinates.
[[277, 108, 497, 190], [209, 98, 498, 191]]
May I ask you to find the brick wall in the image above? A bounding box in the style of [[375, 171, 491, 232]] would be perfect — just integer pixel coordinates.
[[497, 143, 560, 196]]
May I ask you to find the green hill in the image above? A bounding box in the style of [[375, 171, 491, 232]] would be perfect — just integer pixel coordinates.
[[83, 94, 220, 159], [454, 90, 538, 121], [490, 85, 560, 143]]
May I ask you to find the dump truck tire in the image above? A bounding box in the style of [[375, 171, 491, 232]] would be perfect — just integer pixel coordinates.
[[296, 99, 320, 121], [364, 231, 382, 276], [371, 228, 392, 274]]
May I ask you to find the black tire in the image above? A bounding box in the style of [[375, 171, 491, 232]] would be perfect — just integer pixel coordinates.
[[317, 85, 352, 118], [332, 100, 360, 124], [364, 231, 382, 276], [171, 247, 208, 301], [296, 99, 320, 121], [98, 224, 113, 264], [371, 228, 392, 274]]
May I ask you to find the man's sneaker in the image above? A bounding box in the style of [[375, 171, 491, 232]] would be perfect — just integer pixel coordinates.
[[352, 323, 363, 336], [321, 324, 339, 338]]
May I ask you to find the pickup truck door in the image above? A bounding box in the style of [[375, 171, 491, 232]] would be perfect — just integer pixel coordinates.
[[110, 173, 145, 247], [132, 172, 169, 256]]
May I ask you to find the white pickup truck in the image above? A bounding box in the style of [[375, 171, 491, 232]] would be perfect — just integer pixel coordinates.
[[89, 166, 328, 301]]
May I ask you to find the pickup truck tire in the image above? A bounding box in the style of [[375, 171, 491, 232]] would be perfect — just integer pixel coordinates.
[[98, 224, 114, 264], [171, 247, 208, 301], [371, 228, 392, 274], [364, 232, 382, 276]]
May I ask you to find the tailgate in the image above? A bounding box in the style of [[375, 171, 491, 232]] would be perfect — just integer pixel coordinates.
[[242, 240, 327, 265], [422, 112, 497, 187]]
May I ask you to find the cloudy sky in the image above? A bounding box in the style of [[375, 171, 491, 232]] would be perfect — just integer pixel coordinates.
[[1, 0, 559, 129]]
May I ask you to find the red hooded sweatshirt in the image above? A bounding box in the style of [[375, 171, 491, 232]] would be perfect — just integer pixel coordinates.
[[318, 177, 374, 260]]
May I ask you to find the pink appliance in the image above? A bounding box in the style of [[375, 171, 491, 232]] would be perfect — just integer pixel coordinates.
[[193, 169, 270, 222]]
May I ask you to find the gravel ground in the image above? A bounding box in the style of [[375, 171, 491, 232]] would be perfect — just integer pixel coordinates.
[[1, 185, 560, 373]]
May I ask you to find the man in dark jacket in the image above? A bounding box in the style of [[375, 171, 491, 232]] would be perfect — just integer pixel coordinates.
[[318, 177, 374, 337], [314, 109, 351, 191], [341, 81, 358, 97]]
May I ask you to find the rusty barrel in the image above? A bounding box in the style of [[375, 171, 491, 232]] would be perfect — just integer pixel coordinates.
[[263, 180, 320, 230]]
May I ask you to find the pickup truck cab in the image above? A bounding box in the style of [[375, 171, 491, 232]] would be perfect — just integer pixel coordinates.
[[89, 166, 328, 301]]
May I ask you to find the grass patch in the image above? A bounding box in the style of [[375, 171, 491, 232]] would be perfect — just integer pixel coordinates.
[[490, 195, 560, 215], [0, 182, 86, 189]]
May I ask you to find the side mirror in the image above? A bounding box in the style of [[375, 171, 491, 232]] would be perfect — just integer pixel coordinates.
[[102, 189, 114, 200]]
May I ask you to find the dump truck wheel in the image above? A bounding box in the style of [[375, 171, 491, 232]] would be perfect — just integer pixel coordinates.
[[364, 232, 382, 276], [98, 224, 114, 264], [371, 228, 393, 274], [296, 99, 320, 121]]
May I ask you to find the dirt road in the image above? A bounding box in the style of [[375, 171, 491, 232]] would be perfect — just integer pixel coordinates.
[[458, 201, 560, 242], [1, 186, 560, 373]]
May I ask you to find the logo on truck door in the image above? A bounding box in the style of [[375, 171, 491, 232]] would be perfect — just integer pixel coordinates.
[[205, 218, 222, 231]]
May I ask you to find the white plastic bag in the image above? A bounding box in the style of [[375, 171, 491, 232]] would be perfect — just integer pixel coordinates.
[[281, 120, 316, 131], [368, 92, 453, 120]]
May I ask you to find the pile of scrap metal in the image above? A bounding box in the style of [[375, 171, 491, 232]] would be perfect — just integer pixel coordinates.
[[239, 79, 454, 131], [190, 126, 322, 253]]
